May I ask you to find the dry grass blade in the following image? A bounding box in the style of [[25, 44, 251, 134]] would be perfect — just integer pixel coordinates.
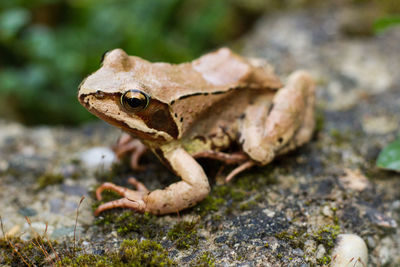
[[74, 196, 85, 255], [0, 215, 5, 238], [25, 216, 55, 266], [43, 222, 61, 264]]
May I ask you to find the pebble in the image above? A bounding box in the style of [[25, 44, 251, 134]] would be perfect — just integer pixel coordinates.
[[51, 226, 83, 239], [362, 115, 398, 135], [79, 146, 117, 170], [331, 234, 368, 267], [315, 244, 326, 259], [339, 169, 369, 191], [262, 208, 275, 218]]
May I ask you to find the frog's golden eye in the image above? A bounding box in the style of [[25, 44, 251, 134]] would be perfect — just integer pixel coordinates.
[[121, 90, 150, 112]]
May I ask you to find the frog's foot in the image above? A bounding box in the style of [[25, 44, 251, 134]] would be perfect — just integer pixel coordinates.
[[225, 161, 255, 182], [193, 151, 249, 164], [240, 70, 315, 165], [113, 133, 148, 170], [94, 178, 149, 216]]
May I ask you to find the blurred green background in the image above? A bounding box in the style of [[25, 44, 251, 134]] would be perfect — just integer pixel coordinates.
[[0, 0, 398, 125]]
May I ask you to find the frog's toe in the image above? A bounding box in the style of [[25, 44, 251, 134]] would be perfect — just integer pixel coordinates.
[[96, 181, 148, 201], [94, 198, 146, 216], [127, 177, 149, 192], [96, 182, 130, 200], [130, 147, 147, 170], [225, 161, 255, 182], [113, 135, 148, 170]]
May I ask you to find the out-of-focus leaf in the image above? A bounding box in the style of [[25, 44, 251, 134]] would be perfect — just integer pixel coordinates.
[[0, 69, 21, 93], [374, 16, 400, 33], [23, 25, 57, 60], [376, 138, 400, 172], [0, 8, 30, 40]]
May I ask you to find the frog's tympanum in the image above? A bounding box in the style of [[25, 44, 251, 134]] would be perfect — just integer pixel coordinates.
[[78, 48, 315, 215]]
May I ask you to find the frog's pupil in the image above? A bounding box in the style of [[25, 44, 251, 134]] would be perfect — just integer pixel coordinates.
[[128, 97, 143, 108]]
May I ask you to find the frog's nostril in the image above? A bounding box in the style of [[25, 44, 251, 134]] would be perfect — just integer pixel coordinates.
[[95, 90, 105, 99]]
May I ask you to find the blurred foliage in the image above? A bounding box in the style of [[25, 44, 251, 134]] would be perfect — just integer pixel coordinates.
[[376, 137, 400, 172], [0, 0, 265, 125], [374, 16, 400, 33], [0, 0, 399, 125]]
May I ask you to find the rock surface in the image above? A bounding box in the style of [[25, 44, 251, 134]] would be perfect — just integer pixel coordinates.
[[1, 6, 400, 266]]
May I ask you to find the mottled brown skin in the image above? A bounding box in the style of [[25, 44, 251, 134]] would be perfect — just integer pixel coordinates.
[[78, 47, 315, 215]]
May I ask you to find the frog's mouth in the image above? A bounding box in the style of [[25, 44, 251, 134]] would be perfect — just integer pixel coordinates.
[[78, 93, 176, 142]]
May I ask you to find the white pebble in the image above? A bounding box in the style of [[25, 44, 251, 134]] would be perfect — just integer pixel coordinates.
[[79, 146, 117, 170], [331, 234, 368, 267]]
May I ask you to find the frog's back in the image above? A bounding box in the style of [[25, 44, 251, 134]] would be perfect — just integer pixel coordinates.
[[130, 48, 282, 103], [160, 48, 282, 138]]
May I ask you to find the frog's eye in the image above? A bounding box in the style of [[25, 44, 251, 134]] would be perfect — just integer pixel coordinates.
[[121, 90, 150, 112]]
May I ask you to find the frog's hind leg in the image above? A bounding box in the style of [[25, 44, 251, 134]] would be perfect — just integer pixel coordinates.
[[113, 133, 148, 170], [240, 70, 315, 165], [94, 178, 149, 216]]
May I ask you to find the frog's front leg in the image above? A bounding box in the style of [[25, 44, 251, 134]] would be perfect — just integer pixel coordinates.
[[240, 70, 315, 165], [113, 133, 148, 170], [95, 147, 210, 215]]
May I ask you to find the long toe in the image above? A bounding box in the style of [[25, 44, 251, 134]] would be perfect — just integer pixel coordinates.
[[94, 198, 146, 216]]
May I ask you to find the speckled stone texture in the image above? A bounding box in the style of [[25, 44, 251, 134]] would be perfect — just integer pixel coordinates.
[[1, 6, 399, 266]]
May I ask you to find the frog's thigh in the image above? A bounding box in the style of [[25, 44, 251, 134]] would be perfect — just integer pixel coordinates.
[[241, 70, 314, 165], [144, 147, 210, 214]]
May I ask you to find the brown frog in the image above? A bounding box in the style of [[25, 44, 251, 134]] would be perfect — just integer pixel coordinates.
[[78, 48, 315, 215]]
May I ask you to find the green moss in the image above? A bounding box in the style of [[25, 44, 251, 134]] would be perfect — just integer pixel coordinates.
[[313, 225, 340, 250], [274, 228, 307, 249], [329, 129, 351, 146], [1, 236, 174, 266], [0, 236, 58, 266], [36, 173, 64, 189], [316, 255, 331, 265], [192, 251, 215, 267], [195, 195, 225, 216], [95, 211, 162, 239], [167, 221, 199, 250], [195, 170, 273, 216], [239, 200, 257, 211], [234, 167, 276, 191], [60, 239, 175, 266]]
